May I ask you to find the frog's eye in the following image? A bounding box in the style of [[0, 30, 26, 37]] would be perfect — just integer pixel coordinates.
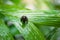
[[20, 16, 28, 24]]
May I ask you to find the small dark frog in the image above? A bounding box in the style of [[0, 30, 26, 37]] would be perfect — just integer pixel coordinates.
[[21, 16, 28, 24]]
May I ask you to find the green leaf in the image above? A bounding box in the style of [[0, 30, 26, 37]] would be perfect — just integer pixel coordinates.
[[23, 22, 46, 40], [0, 20, 14, 40], [8, 24, 20, 36], [3, 10, 60, 27], [14, 21, 46, 40], [3, 14, 45, 40], [46, 27, 58, 40]]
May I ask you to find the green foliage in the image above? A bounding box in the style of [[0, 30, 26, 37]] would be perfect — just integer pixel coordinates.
[[0, 20, 14, 40], [0, 0, 60, 40]]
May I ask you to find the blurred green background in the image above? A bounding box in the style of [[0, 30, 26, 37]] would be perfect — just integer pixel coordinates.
[[0, 0, 60, 40]]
